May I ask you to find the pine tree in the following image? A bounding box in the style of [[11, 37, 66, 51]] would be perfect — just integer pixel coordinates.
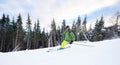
[[33, 22, 37, 49], [82, 16, 87, 32], [1, 14, 6, 26], [41, 28, 45, 47], [61, 19, 66, 41], [72, 20, 76, 33], [12, 17, 17, 50], [61, 19, 66, 33], [91, 19, 98, 41], [56, 26, 61, 45], [26, 14, 32, 49], [50, 19, 57, 47], [0, 14, 7, 52], [5, 15, 13, 52], [41, 28, 48, 48], [93, 17, 104, 41], [76, 16, 81, 41], [37, 19, 42, 48], [14, 14, 24, 51]]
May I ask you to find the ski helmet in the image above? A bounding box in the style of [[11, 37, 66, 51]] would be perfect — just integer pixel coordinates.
[[65, 25, 70, 30]]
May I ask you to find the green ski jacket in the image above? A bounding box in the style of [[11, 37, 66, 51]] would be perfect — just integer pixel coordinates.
[[62, 31, 75, 42]]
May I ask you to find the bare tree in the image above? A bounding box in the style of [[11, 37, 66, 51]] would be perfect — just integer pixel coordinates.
[[109, 11, 120, 37]]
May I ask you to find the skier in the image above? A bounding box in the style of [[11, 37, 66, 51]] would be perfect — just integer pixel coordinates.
[[60, 25, 75, 49]]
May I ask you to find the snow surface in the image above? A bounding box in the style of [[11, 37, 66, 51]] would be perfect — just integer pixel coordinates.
[[0, 38, 120, 65]]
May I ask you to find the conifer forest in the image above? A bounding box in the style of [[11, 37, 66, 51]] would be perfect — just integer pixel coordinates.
[[0, 12, 120, 52]]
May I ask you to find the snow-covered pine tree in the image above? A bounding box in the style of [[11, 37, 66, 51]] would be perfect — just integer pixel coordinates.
[[93, 16, 104, 41]]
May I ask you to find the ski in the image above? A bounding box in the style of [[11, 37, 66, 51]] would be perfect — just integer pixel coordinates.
[[73, 43, 94, 47], [47, 46, 71, 52]]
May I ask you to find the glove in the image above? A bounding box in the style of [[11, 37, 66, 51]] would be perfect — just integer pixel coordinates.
[[70, 40, 73, 44], [59, 34, 62, 37]]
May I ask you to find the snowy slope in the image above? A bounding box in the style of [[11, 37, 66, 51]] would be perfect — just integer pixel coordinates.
[[0, 38, 120, 65]]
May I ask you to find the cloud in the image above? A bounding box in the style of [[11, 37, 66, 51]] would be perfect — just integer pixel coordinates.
[[0, 0, 119, 31], [29, 0, 119, 31]]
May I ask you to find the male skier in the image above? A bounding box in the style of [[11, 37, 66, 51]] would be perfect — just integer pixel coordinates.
[[60, 25, 75, 49]]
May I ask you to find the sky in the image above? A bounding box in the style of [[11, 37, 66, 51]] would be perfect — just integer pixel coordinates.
[[0, 0, 120, 31]]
